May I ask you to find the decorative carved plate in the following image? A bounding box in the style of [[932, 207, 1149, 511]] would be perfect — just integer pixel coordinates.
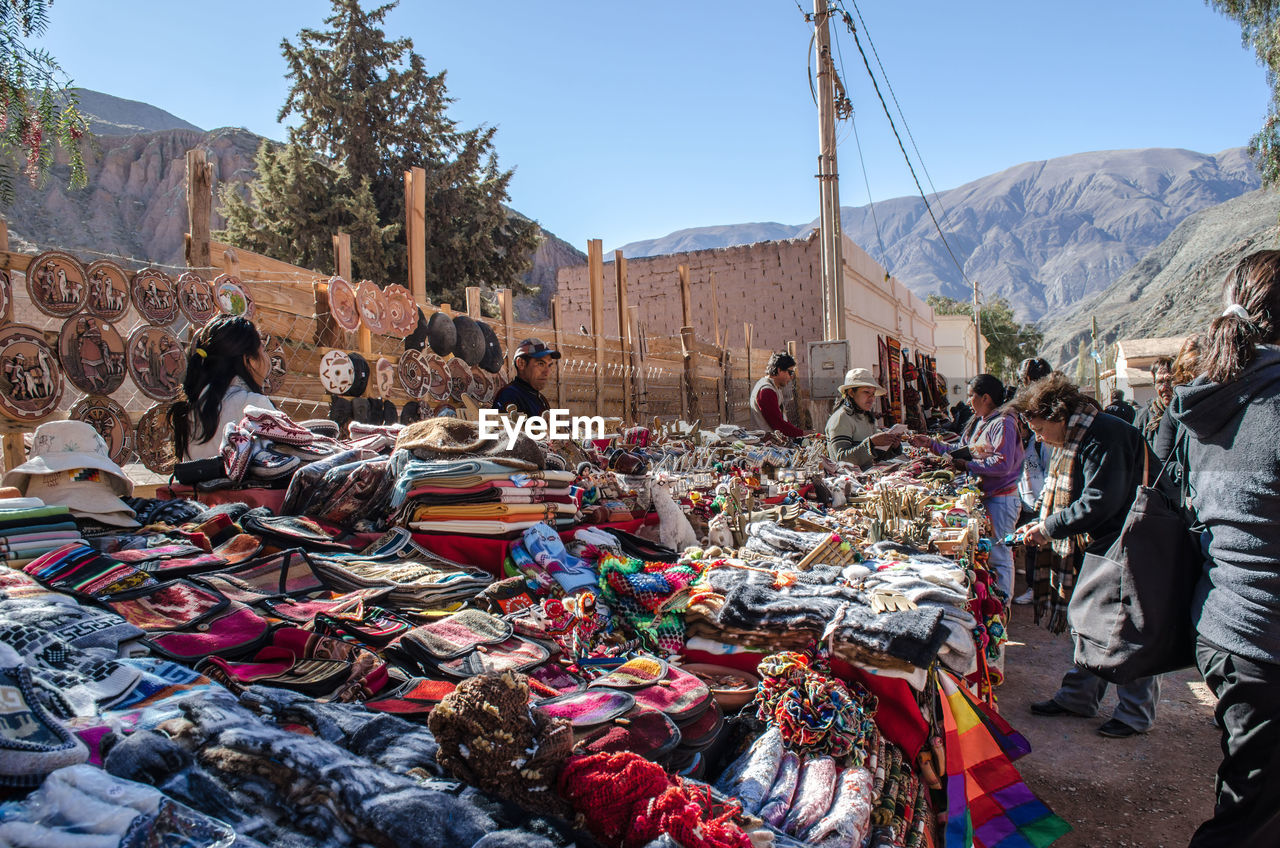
[[467, 365, 488, 402], [447, 356, 473, 398], [375, 356, 394, 397], [327, 276, 359, 332], [0, 269, 10, 323], [177, 271, 217, 325], [130, 268, 180, 325], [213, 274, 254, 319], [26, 250, 88, 317], [84, 260, 130, 322], [425, 353, 450, 402], [356, 280, 388, 334], [58, 315, 126, 395], [385, 284, 416, 335], [433, 403, 459, 419], [69, 395, 132, 465], [398, 349, 427, 398], [259, 331, 287, 395], [135, 402, 176, 475], [319, 349, 355, 395], [127, 324, 186, 401], [0, 324, 63, 421]]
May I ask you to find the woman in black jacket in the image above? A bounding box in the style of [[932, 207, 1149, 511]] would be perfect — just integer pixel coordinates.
[[1011, 373, 1160, 739], [1173, 250, 1280, 847]]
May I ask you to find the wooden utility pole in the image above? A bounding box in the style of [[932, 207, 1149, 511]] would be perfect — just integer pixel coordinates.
[[551, 297, 566, 408], [404, 167, 427, 307], [587, 240, 606, 417], [815, 0, 845, 341], [973, 280, 983, 374], [614, 251, 632, 422], [1091, 315, 1101, 400], [185, 149, 212, 270]]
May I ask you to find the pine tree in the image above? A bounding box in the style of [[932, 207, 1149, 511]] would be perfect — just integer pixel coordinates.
[[221, 0, 539, 302], [0, 0, 90, 203], [1213, 1, 1280, 184]]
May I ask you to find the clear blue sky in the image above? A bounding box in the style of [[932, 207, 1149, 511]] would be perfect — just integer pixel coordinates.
[[35, 1, 1269, 252]]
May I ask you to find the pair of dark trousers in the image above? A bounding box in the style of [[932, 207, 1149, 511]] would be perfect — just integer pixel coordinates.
[[1189, 638, 1280, 847]]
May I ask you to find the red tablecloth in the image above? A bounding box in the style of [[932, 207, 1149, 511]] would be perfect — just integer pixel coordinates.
[[681, 648, 929, 759], [158, 485, 287, 513], [413, 513, 659, 576]]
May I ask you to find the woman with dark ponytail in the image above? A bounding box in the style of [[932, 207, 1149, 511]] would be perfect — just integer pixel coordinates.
[[1171, 249, 1280, 847], [167, 315, 273, 461]]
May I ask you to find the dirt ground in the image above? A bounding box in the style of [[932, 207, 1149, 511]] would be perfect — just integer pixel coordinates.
[[998, 603, 1220, 848]]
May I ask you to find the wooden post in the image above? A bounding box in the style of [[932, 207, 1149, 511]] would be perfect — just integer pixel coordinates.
[[678, 264, 692, 329], [614, 251, 631, 423], [0, 219, 10, 324], [708, 271, 720, 348], [185, 148, 212, 270], [405, 167, 427, 307], [588, 239, 605, 418], [680, 327, 698, 424], [786, 339, 804, 429], [1, 431, 23, 474], [629, 305, 645, 421], [332, 232, 353, 281], [745, 322, 754, 391], [465, 287, 481, 318], [551, 296, 566, 409], [500, 288, 514, 384]]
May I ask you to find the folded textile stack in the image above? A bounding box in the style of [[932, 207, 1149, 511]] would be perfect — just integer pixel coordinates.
[[312, 528, 492, 610], [2, 421, 139, 530], [392, 457, 578, 535], [0, 501, 84, 568]]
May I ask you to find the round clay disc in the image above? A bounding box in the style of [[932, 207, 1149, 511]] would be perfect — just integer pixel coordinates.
[[385, 285, 417, 335], [177, 271, 217, 325], [130, 268, 180, 325], [84, 260, 130, 322], [398, 349, 427, 398], [126, 324, 186, 401], [447, 356, 473, 397], [135, 402, 176, 475], [376, 356, 395, 397], [58, 315, 127, 395], [356, 280, 388, 334], [319, 349, 355, 395], [0, 324, 63, 421], [26, 251, 88, 317], [69, 395, 132, 465], [425, 353, 450, 401], [259, 331, 287, 395], [213, 274, 255, 319], [327, 276, 359, 332], [0, 269, 10, 323]]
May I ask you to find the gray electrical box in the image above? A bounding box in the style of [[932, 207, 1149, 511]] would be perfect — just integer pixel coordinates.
[[806, 340, 849, 401]]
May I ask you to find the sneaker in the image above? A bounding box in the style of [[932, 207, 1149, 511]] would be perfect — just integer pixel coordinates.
[[1013, 589, 1034, 605], [1029, 699, 1087, 717], [1097, 718, 1143, 739]]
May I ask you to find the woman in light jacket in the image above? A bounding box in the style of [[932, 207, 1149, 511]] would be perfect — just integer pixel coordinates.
[[825, 368, 901, 468]]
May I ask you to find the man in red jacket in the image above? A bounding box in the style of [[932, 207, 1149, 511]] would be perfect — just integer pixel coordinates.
[[749, 352, 809, 438]]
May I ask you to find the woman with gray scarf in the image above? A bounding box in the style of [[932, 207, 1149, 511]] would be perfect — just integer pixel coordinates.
[[1173, 250, 1280, 847]]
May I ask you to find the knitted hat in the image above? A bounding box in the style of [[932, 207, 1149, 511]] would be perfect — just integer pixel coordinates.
[[0, 651, 90, 786], [395, 418, 546, 468], [426, 311, 457, 356], [428, 670, 574, 816]]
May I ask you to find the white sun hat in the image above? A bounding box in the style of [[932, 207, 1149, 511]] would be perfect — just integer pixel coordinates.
[[2, 420, 133, 498]]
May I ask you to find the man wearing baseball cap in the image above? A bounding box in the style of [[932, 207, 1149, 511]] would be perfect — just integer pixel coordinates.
[[494, 338, 561, 416]]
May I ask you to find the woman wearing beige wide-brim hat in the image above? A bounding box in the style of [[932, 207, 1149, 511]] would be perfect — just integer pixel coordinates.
[[825, 367, 903, 468]]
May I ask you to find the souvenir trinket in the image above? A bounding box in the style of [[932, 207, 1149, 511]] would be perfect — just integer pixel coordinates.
[[425, 353, 450, 401], [356, 280, 388, 333], [259, 332, 287, 394], [127, 324, 185, 401], [58, 315, 126, 395], [84, 260, 130, 322], [213, 274, 254, 318], [26, 251, 88, 317], [0, 324, 62, 421], [0, 269, 9, 322], [69, 395, 132, 464], [177, 271, 217, 325], [447, 356, 473, 397], [135, 403, 176, 475], [385, 284, 416, 335], [398, 349, 427, 398], [319, 349, 355, 395], [326, 276, 359, 332], [131, 268, 179, 325]]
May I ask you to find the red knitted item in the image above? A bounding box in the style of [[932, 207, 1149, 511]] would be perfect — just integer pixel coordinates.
[[559, 752, 752, 848]]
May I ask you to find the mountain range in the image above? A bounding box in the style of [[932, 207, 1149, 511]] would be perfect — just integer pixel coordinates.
[[5, 89, 1270, 342]]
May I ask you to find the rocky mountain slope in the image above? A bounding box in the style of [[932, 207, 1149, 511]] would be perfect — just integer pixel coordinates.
[[1040, 187, 1280, 367], [618, 148, 1261, 323], [6, 89, 581, 321]]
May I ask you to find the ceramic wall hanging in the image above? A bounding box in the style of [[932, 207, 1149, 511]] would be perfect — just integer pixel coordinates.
[[213, 274, 254, 319], [84, 260, 130, 322], [447, 356, 473, 397], [375, 356, 395, 397], [259, 332, 287, 394], [69, 395, 132, 465], [320, 349, 355, 395], [0, 269, 10, 323], [26, 251, 88, 317], [327, 276, 359, 332], [425, 353, 450, 402], [0, 324, 63, 421], [135, 403, 176, 475], [356, 280, 388, 334], [127, 324, 185, 401], [398, 349, 427, 398], [385, 284, 416, 335], [58, 315, 126, 395], [177, 271, 217, 325], [131, 268, 179, 325]]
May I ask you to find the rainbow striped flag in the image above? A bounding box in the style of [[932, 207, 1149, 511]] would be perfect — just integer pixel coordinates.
[[939, 671, 1070, 848]]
